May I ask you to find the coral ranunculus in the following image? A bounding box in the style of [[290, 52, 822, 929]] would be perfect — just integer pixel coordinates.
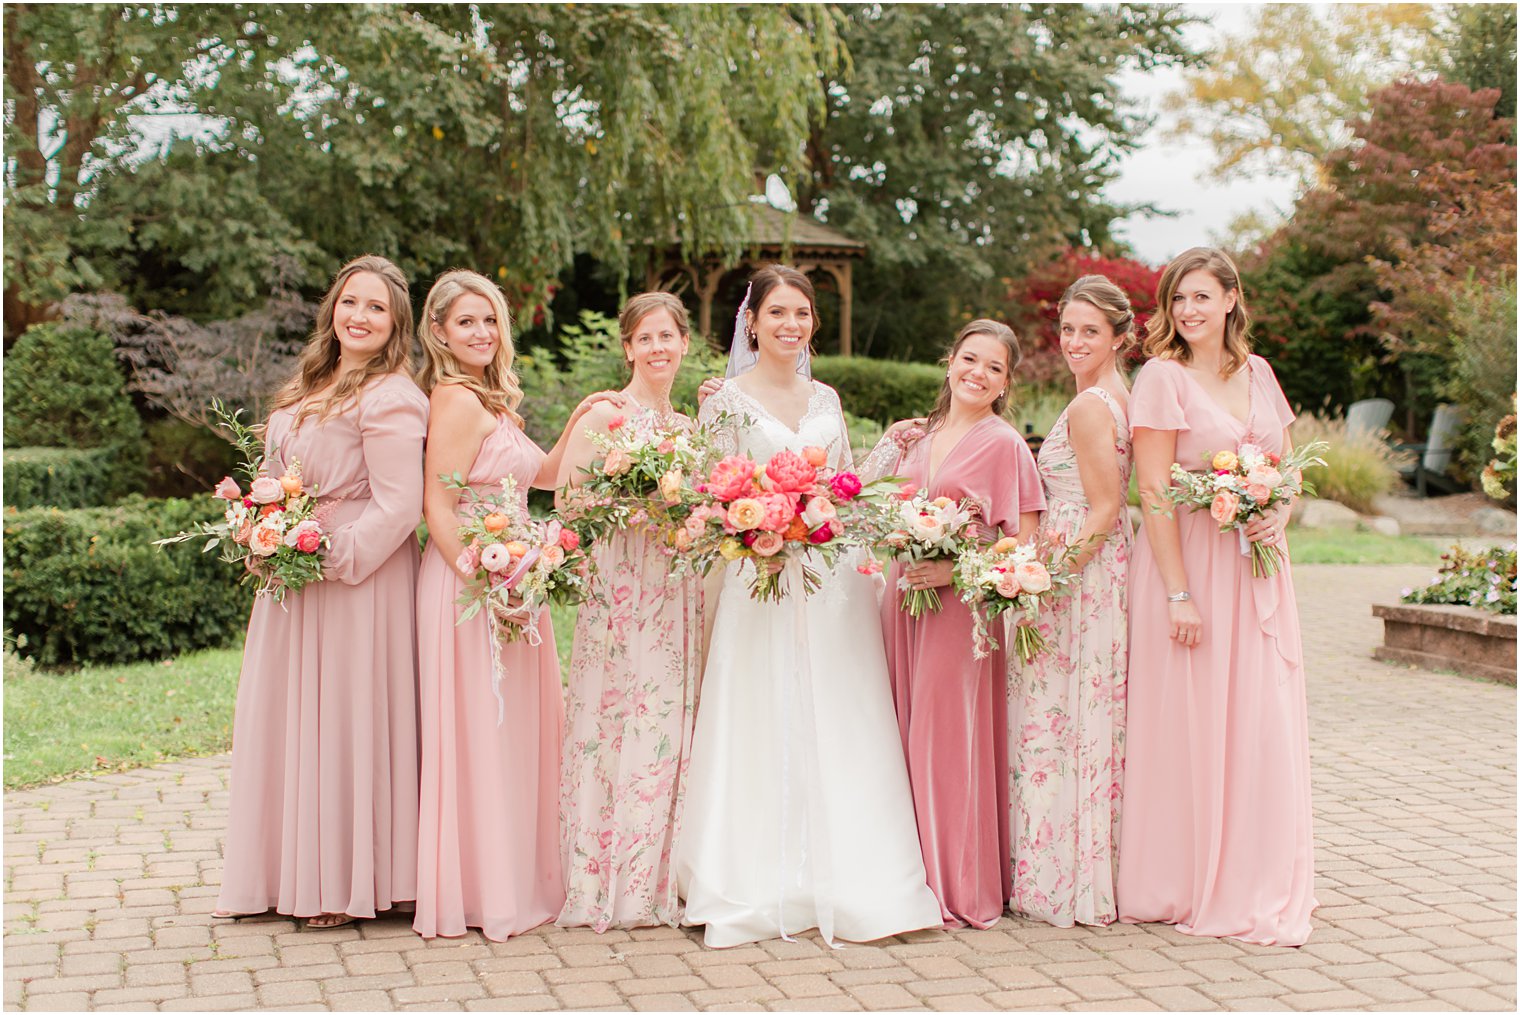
[[761, 450, 817, 494], [483, 513, 509, 533], [1211, 450, 1239, 472], [727, 498, 765, 531], [801, 445, 828, 468], [558, 527, 581, 551], [705, 455, 758, 502], [992, 536, 1020, 554]]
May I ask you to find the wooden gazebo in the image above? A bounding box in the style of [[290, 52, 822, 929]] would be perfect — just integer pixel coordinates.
[[644, 205, 867, 355]]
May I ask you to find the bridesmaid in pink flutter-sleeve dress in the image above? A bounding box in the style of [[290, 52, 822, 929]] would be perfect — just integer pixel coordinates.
[[864, 320, 1044, 929], [551, 293, 704, 933], [1118, 248, 1315, 947], [411, 270, 615, 941], [1008, 276, 1133, 929], [215, 255, 427, 929]]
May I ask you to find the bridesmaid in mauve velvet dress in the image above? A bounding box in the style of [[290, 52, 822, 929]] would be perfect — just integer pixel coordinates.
[[864, 319, 1044, 929], [1118, 248, 1315, 947], [216, 255, 427, 928], [411, 270, 612, 941]]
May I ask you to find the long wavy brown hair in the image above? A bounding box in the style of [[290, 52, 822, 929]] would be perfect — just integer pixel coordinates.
[[271, 255, 415, 427], [924, 319, 1022, 435], [1142, 246, 1252, 377], [415, 269, 525, 426]]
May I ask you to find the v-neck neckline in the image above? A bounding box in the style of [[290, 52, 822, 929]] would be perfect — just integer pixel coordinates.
[[924, 414, 993, 490], [1179, 358, 1255, 432], [730, 378, 818, 435]]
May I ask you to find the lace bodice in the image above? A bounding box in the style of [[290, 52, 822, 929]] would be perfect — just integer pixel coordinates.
[[698, 379, 854, 471]]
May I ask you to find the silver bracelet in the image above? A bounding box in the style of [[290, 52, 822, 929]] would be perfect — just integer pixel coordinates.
[[1167, 590, 1191, 603]]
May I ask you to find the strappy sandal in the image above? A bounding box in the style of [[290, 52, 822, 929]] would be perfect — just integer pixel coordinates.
[[304, 912, 357, 930]]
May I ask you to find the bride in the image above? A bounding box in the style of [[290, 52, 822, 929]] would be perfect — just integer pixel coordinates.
[[674, 264, 942, 947]]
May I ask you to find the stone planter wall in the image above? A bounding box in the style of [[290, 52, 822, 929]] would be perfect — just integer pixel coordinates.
[[1372, 602, 1517, 684]]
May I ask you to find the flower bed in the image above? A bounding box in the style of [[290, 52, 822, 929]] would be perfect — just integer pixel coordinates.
[[1372, 602, 1516, 684]]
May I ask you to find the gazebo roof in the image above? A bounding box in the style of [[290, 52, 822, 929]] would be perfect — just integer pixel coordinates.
[[741, 205, 866, 258]]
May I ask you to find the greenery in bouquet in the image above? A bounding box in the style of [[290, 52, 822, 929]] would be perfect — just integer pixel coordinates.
[[1480, 397, 1516, 502], [953, 534, 1083, 662], [681, 445, 905, 602], [154, 400, 329, 602], [1401, 543, 1517, 615], [564, 411, 729, 546], [1164, 440, 1329, 578]]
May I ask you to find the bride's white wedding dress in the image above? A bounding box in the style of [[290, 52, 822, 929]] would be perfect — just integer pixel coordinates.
[[675, 379, 942, 947]]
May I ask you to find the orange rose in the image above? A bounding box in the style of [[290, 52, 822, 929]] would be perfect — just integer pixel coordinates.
[[483, 513, 509, 533], [992, 536, 1020, 554], [279, 474, 303, 496], [504, 540, 528, 559]]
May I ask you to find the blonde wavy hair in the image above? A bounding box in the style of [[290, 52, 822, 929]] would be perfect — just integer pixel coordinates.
[[415, 269, 525, 426], [1142, 246, 1252, 377], [271, 254, 415, 427], [1059, 274, 1137, 356]]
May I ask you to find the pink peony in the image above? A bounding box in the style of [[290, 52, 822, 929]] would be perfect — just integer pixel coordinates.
[[752, 531, 785, 557], [1014, 561, 1052, 594], [759, 493, 796, 532], [1210, 491, 1241, 525], [726, 498, 765, 531], [800, 496, 837, 530], [213, 476, 242, 500], [828, 472, 863, 500], [558, 527, 581, 552], [248, 523, 283, 557], [996, 571, 1021, 599], [248, 477, 283, 504], [1246, 465, 1283, 490], [761, 450, 817, 495], [705, 455, 758, 502], [480, 543, 513, 573]]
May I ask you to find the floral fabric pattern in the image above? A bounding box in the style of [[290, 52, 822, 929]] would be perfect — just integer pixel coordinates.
[[557, 407, 704, 932], [1008, 387, 1131, 927]]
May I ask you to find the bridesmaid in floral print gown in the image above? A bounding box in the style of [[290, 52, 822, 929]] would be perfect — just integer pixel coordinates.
[[1009, 275, 1133, 927], [553, 293, 704, 932]]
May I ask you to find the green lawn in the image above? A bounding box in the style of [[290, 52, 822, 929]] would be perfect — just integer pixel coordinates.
[[4, 646, 244, 790], [1287, 528, 1444, 565]]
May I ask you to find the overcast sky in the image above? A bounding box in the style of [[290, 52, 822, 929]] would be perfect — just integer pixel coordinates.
[[1106, 4, 1302, 264]]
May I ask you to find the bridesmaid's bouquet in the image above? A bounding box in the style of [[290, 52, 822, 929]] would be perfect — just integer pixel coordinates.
[[953, 535, 1082, 662], [881, 491, 981, 617], [154, 401, 330, 602], [566, 411, 724, 544], [683, 446, 904, 602], [1165, 440, 1329, 578], [450, 474, 592, 639]]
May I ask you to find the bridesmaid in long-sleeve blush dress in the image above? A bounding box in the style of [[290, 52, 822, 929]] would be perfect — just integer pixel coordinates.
[[215, 255, 428, 929]]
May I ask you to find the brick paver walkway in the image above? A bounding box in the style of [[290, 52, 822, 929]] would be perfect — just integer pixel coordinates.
[[4, 564, 1515, 1012]]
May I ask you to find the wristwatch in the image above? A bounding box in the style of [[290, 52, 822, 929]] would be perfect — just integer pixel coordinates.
[[1167, 590, 1192, 603]]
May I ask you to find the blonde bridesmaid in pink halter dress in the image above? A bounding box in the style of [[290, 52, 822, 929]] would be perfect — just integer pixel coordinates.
[[1118, 248, 1315, 947], [864, 320, 1044, 929], [215, 256, 428, 930], [411, 270, 614, 941]]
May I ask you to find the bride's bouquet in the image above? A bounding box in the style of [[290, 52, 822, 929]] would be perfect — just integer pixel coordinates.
[[154, 401, 330, 602], [881, 492, 980, 617], [683, 446, 904, 602], [566, 411, 724, 544], [953, 534, 1083, 662], [1164, 440, 1329, 578], [450, 474, 592, 636]]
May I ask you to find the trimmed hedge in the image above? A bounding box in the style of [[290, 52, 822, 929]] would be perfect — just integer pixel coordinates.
[[4, 496, 253, 668], [811, 355, 944, 425], [4, 447, 133, 510]]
